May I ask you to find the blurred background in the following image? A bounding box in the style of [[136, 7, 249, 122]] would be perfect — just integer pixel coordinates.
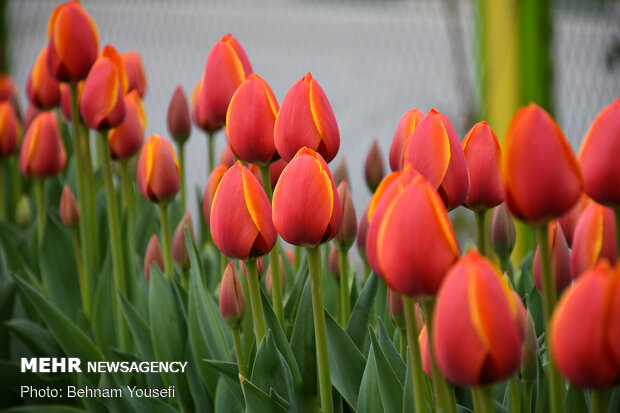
[[2, 0, 619, 266]]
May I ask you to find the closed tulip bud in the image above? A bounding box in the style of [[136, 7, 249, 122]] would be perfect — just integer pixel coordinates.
[[533, 221, 573, 293], [328, 245, 340, 278], [108, 90, 145, 159], [404, 108, 469, 211], [550, 261, 620, 388], [15, 195, 32, 228], [520, 312, 538, 384], [26, 47, 60, 110], [219, 262, 246, 328], [121, 51, 147, 98], [144, 234, 164, 281], [0, 101, 22, 159], [274, 73, 340, 163], [24, 104, 42, 131], [389, 108, 424, 172], [0, 73, 16, 102], [226, 74, 279, 165], [240, 258, 265, 279], [211, 161, 277, 259], [490, 203, 516, 260], [462, 121, 504, 210], [80, 45, 127, 130], [332, 157, 350, 187], [272, 147, 342, 246], [172, 212, 195, 269], [59, 185, 79, 228], [265, 257, 285, 295], [269, 158, 287, 190], [364, 139, 385, 192], [137, 135, 180, 204], [202, 165, 227, 227], [191, 76, 217, 132], [334, 181, 357, 251], [19, 112, 66, 178], [46, 0, 98, 82], [219, 144, 235, 168], [503, 104, 583, 224], [558, 194, 591, 247], [356, 204, 370, 259], [570, 203, 616, 278], [579, 98, 620, 208], [433, 250, 523, 386], [167, 85, 191, 144]]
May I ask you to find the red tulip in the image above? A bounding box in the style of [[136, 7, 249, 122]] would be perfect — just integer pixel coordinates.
[[172, 212, 196, 269], [144, 234, 164, 281], [46, 0, 99, 82], [570, 203, 616, 279], [26, 46, 61, 110], [59, 185, 79, 228], [219, 144, 235, 168], [19, 112, 66, 178], [550, 261, 620, 389], [558, 194, 591, 246], [108, 90, 145, 159], [0, 73, 16, 102], [219, 262, 246, 328], [364, 139, 385, 192], [272, 147, 342, 246], [579, 98, 620, 208], [210, 161, 277, 260], [389, 108, 424, 172], [24, 104, 41, 131], [226, 74, 279, 165], [328, 245, 340, 278], [521, 311, 539, 384], [202, 165, 227, 227], [334, 181, 357, 251], [274, 73, 340, 163], [0, 101, 21, 159], [419, 324, 432, 377], [462, 121, 503, 210], [269, 158, 287, 190], [121, 51, 147, 97], [136, 135, 180, 204], [490, 203, 516, 260], [433, 250, 523, 386], [503, 104, 583, 224], [403, 108, 469, 211], [533, 221, 573, 293], [190, 76, 216, 132], [167, 85, 191, 144]]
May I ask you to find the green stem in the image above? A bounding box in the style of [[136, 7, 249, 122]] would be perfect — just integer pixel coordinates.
[[245, 259, 267, 347], [11, 157, 21, 219], [535, 224, 564, 413], [81, 124, 97, 266], [521, 382, 532, 413], [34, 179, 45, 244], [363, 260, 371, 283], [499, 256, 510, 274], [232, 327, 247, 377], [472, 386, 495, 413], [338, 248, 350, 326], [306, 246, 333, 413], [0, 161, 5, 221], [120, 161, 135, 252], [403, 296, 427, 413], [614, 209, 620, 258], [71, 230, 90, 317], [399, 328, 407, 361], [591, 390, 610, 413], [220, 252, 228, 279], [207, 131, 215, 176], [509, 376, 520, 413], [475, 209, 487, 257], [159, 203, 173, 278], [179, 141, 186, 210]]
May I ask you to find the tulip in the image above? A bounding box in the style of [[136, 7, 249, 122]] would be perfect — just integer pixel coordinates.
[[332, 157, 350, 187], [356, 204, 369, 257], [219, 144, 234, 168], [108, 90, 145, 159], [59, 185, 79, 228], [403, 108, 469, 211], [24, 104, 42, 131], [137, 135, 180, 204], [334, 181, 357, 251], [419, 324, 432, 377], [80, 45, 127, 130], [191, 76, 218, 133], [0, 73, 16, 102], [570, 203, 616, 278], [219, 262, 246, 329], [26, 47, 61, 110], [46, 0, 98, 82], [121, 51, 147, 97], [520, 312, 538, 385], [550, 261, 620, 389], [533, 221, 573, 294], [144, 234, 164, 281], [226, 74, 279, 165], [0, 101, 21, 159], [328, 245, 340, 278], [558, 194, 591, 246], [490, 203, 516, 267], [240, 258, 265, 279], [19, 112, 66, 178], [389, 108, 424, 172], [269, 158, 287, 190], [167, 85, 191, 144], [387, 288, 424, 331], [172, 212, 196, 270], [433, 250, 523, 386], [364, 139, 385, 192], [202, 165, 227, 227], [503, 104, 582, 224], [274, 73, 340, 163]]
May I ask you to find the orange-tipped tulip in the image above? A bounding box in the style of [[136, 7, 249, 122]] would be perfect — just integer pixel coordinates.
[[19, 112, 66, 178], [121, 51, 147, 98], [579, 98, 620, 208], [558, 194, 591, 247], [503, 104, 583, 224], [136, 135, 180, 204], [59, 185, 79, 228], [550, 261, 620, 389], [274, 73, 340, 163], [46, 0, 98, 82], [389, 108, 424, 172], [80, 45, 127, 130], [167, 85, 191, 144], [0, 73, 17, 102], [219, 262, 246, 328], [433, 250, 523, 386], [490, 203, 516, 260], [570, 203, 616, 279], [533, 221, 573, 293], [26, 47, 60, 110], [172, 212, 196, 269], [272, 147, 342, 246], [211, 161, 277, 260], [108, 90, 145, 159], [226, 74, 279, 165], [144, 234, 164, 281], [202, 165, 227, 227], [462, 121, 503, 210], [0, 101, 21, 159], [199, 34, 253, 130], [334, 181, 357, 251], [403, 108, 469, 211]]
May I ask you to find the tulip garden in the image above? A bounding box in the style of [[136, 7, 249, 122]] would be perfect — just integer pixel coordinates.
[[1, 1, 620, 413]]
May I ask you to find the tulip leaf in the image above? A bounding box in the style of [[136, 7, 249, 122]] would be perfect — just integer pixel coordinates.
[[0, 281, 17, 357], [0, 221, 30, 279], [186, 343, 213, 413], [215, 376, 245, 413], [283, 259, 308, 322], [134, 201, 158, 260], [357, 347, 384, 413], [5, 319, 62, 357], [347, 273, 379, 353], [2, 407, 88, 413], [119, 294, 155, 361], [565, 385, 588, 413], [251, 331, 295, 408], [289, 278, 317, 396], [91, 261, 117, 358], [535, 355, 549, 413], [369, 326, 403, 412], [526, 286, 545, 338], [376, 318, 406, 384], [202, 360, 240, 380], [240, 375, 288, 413]]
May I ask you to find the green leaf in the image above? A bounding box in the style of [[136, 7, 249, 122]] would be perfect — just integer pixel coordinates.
[[376, 318, 406, 384], [5, 319, 62, 356], [347, 273, 379, 353], [251, 331, 295, 406], [358, 348, 384, 413], [283, 259, 308, 322], [186, 343, 213, 413], [289, 278, 317, 396], [565, 385, 588, 413], [527, 287, 545, 338], [0, 221, 30, 279], [91, 262, 117, 358], [0, 281, 17, 357], [202, 360, 240, 381], [240, 375, 287, 413], [2, 407, 87, 413], [134, 201, 158, 259], [369, 326, 403, 412], [535, 355, 549, 413], [215, 376, 245, 413], [119, 294, 155, 361]]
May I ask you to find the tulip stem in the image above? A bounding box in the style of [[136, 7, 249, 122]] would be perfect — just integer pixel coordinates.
[[159, 203, 173, 279], [294, 246, 302, 270], [535, 224, 564, 413], [245, 259, 267, 347], [472, 386, 495, 413], [475, 209, 487, 257], [338, 248, 351, 326], [120, 161, 136, 253], [207, 131, 215, 176], [71, 229, 90, 317], [81, 124, 98, 267], [509, 376, 520, 413], [231, 326, 247, 377], [614, 209, 620, 258], [521, 381, 533, 413], [306, 246, 334, 413], [591, 390, 610, 413], [34, 179, 45, 244], [178, 141, 186, 210], [403, 297, 427, 413]]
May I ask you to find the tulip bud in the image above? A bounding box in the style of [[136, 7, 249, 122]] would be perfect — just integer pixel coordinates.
[[172, 212, 196, 269], [419, 324, 432, 377], [24, 104, 42, 131], [433, 250, 523, 386], [364, 139, 385, 193], [219, 262, 246, 328], [334, 181, 357, 251], [328, 245, 340, 278], [46, 0, 99, 82], [240, 257, 265, 280], [0, 101, 21, 159], [272, 147, 342, 247], [558, 194, 591, 247], [202, 165, 227, 227], [503, 104, 583, 224], [26, 46, 60, 110], [389, 108, 424, 172], [211, 161, 277, 260], [144, 234, 164, 281], [19, 112, 66, 178], [570, 203, 616, 279], [269, 158, 287, 190], [226, 74, 279, 165], [274, 73, 340, 162], [490, 203, 516, 260], [356, 204, 370, 260], [0, 73, 16, 102], [404, 108, 469, 211], [462, 121, 504, 211], [108, 90, 145, 159], [332, 157, 350, 187], [265, 257, 285, 295], [167, 85, 191, 145], [136, 135, 180, 204], [191, 76, 217, 132], [121, 51, 147, 98], [520, 312, 538, 384], [533, 221, 573, 294], [219, 144, 235, 168], [15, 195, 32, 228], [59, 185, 79, 228]]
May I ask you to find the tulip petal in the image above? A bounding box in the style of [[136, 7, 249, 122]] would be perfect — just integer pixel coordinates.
[[241, 167, 277, 255], [405, 114, 450, 189]]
